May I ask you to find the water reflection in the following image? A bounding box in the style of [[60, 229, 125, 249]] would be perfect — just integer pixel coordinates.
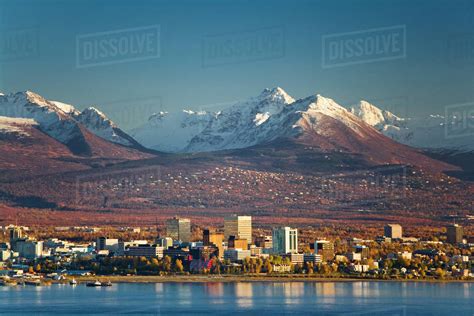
[[315, 282, 336, 305], [235, 282, 253, 308]]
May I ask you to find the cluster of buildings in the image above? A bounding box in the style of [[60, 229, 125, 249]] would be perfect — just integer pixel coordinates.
[[0, 219, 472, 278]]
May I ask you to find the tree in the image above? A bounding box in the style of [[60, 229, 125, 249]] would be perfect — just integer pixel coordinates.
[[174, 259, 184, 273], [435, 268, 446, 279]]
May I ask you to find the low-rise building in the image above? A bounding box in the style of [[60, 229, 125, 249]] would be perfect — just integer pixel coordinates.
[[224, 249, 251, 262], [304, 253, 322, 264], [127, 245, 164, 258]]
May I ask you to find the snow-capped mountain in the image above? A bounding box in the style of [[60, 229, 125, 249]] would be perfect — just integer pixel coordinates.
[[350, 100, 474, 152], [0, 116, 38, 137], [0, 91, 139, 150], [0, 91, 85, 146], [131, 110, 216, 152], [186, 87, 295, 152], [74, 107, 139, 147], [132, 87, 295, 152]]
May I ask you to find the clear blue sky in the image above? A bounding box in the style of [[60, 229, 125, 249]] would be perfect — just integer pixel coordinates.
[[1, 0, 474, 126]]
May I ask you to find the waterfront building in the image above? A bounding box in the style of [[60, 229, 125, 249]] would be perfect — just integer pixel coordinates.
[[190, 245, 219, 261], [446, 224, 463, 244], [163, 246, 190, 261], [15, 240, 43, 259], [166, 217, 191, 243], [313, 240, 335, 261], [224, 215, 252, 244], [272, 227, 298, 254], [384, 224, 403, 239], [127, 245, 164, 258], [223, 249, 251, 262], [283, 253, 304, 264], [304, 253, 322, 265]]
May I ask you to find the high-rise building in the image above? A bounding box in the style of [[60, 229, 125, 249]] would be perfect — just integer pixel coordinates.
[[384, 224, 402, 239], [272, 227, 298, 254], [446, 224, 463, 244], [203, 229, 224, 258], [166, 217, 191, 243], [8, 226, 24, 251], [224, 215, 252, 244]]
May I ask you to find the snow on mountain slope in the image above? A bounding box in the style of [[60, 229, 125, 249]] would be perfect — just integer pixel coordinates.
[[0, 91, 140, 149], [186, 92, 373, 152], [350, 100, 403, 128], [185, 87, 295, 152], [131, 110, 216, 152], [74, 107, 137, 147], [0, 117, 38, 137], [0, 91, 85, 145], [350, 101, 474, 152], [132, 87, 295, 153], [50, 100, 79, 115]]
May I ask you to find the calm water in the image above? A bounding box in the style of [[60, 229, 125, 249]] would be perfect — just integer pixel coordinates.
[[1, 281, 472, 315]]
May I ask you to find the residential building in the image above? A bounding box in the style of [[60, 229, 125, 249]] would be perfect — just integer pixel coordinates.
[[446, 224, 463, 244], [272, 227, 298, 254], [166, 217, 191, 243], [224, 215, 252, 244], [384, 224, 403, 239]]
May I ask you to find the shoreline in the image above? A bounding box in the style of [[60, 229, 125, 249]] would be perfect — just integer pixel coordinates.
[[66, 275, 474, 284]]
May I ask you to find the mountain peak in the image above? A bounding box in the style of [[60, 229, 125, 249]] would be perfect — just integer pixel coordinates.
[[351, 100, 401, 127], [259, 87, 294, 104]]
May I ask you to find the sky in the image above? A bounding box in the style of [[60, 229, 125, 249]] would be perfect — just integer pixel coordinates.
[[1, 0, 474, 129]]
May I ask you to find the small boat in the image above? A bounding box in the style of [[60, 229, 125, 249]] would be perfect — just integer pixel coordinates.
[[25, 279, 41, 286], [86, 280, 102, 287], [101, 280, 112, 287], [0, 279, 17, 286], [69, 278, 77, 285]]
